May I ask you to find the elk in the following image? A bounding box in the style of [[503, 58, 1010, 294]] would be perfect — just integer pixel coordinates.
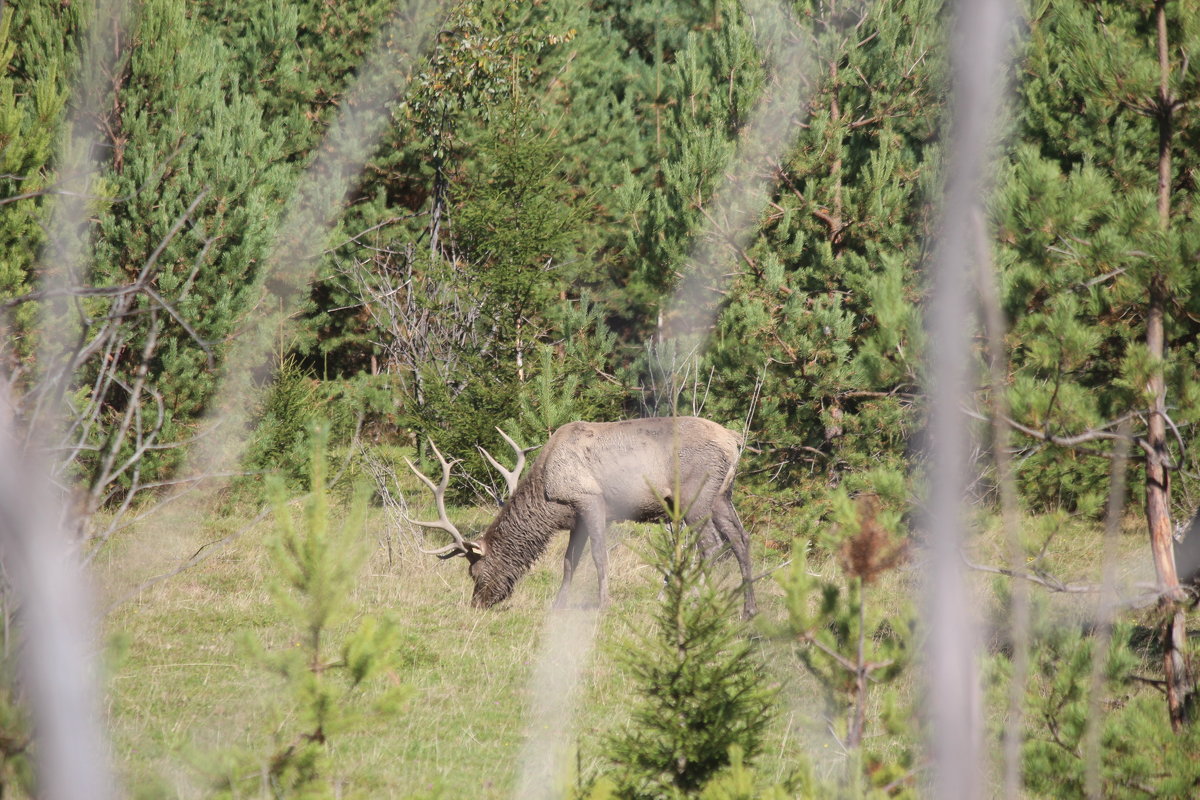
[[404, 416, 757, 617]]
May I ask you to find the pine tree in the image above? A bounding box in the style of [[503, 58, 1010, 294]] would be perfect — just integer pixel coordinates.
[[608, 0, 765, 333], [1, 0, 405, 503], [697, 0, 944, 512], [300, 0, 576, 377], [88, 0, 295, 480], [395, 97, 594, 490], [995, 0, 1200, 726], [456, 103, 581, 347], [192, 0, 394, 160], [1018, 622, 1200, 798], [240, 353, 358, 491], [316, 0, 624, 490], [515, 299, 626, 444], [0, 4, 76, 365], [303, 0, 765, 395], [599, 513, 774, 799], [776, 494, 916, 797]]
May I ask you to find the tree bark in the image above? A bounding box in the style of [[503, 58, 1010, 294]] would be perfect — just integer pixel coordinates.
[[1149, 0, 1192, 732]]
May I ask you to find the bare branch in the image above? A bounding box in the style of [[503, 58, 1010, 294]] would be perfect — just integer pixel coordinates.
[[1, 283, 145, 311], [967, 406, 1138, 449], [962, 555, 1102, 593], [322, 214, 422, 254]]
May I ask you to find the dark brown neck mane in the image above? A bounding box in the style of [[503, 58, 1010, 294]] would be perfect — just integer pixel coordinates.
[[476, 461, 575, 600]]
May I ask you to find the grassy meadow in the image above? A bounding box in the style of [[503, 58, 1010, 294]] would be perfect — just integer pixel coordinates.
[[93, 466, 1169, 799]]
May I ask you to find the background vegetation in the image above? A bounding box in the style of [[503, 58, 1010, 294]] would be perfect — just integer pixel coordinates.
[[2, 0, 1199, 796]]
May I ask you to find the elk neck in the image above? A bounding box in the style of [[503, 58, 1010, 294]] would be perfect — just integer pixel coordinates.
[[479, 462, 575, 580]]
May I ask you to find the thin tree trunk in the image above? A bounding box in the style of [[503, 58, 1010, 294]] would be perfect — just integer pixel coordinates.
[[1084, 420, 1131, 798], [430, 159, 446, 260], [975, 212, 1030, 796], [1149, 0, 1192, 732], [847, 581, 867, 750]]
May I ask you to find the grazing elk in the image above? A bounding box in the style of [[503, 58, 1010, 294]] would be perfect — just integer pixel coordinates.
[[405, 416, 757, 617]]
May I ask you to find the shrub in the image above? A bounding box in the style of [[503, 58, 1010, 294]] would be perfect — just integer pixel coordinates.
[[594, 506, 775, 798]]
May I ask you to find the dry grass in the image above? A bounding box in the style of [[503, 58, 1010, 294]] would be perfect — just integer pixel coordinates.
[[93, 484, 1182, 798], [97, 494, 803, 797]]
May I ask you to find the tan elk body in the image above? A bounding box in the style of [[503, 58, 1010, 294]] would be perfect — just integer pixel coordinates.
[[408, 416, 757, 617]]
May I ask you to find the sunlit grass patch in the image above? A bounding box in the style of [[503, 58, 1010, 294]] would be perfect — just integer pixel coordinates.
[[97, 482, 1188, 798]]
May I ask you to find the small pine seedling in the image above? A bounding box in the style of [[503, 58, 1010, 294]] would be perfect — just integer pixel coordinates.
[[216, 426, 409, 798]]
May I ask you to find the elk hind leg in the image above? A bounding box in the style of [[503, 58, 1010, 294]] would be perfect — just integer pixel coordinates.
[[713, 495, 757, 618], [686, 510, 735, 567], [680, 487, 723, 560]]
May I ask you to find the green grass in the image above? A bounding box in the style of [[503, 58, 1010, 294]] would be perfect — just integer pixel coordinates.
[[99, 492, 803, 797], [93, 484, 1183, 798]]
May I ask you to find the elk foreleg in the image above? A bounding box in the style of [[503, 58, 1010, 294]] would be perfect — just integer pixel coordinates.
[[553, 526, 589, 609], [578, 501, 610, 608]]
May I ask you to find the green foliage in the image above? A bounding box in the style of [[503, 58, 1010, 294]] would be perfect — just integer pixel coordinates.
[[47, 0, 395, 494], [1013, 621, 1200, 798], [217, 428, 410, 798], [455, 100, 584, 336], [613, 0, 764, 325], [688, 0, 942, 512], [404, 0, 573, 165], [0, 656, 33, 798], [582, 745, 801, 800], [192, 0, 393, 159], [0, 4, 72, 363], [242, 355, 322, 490], [595, 512, 775, 799], [541, 0, 728, 298], [515, 297, 628, 442], [517, 345, 585, 440], [693, 746, 797, 800], [995, 0, 1200, 513], [301, 0, 580, 374], [241, 354, 364, 492], [775, 495, 916, 798], [395, 100, 621, 495], [77, 0, 296, 484], [0, 0, 407, 519]]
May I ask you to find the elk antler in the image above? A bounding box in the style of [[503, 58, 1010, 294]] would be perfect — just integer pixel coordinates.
[[477, 427, 540, 498], [403, 441, 473, 559]]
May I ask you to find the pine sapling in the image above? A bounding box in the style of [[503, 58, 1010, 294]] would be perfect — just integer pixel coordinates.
[[218, 427, 408, 798], [599, 496, 774, 798], [777, 494, 915, 797], [1020, 620, 1200, 798]]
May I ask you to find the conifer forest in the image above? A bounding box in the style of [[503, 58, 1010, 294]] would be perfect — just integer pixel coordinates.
[[3, 0, 1200, 797]]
